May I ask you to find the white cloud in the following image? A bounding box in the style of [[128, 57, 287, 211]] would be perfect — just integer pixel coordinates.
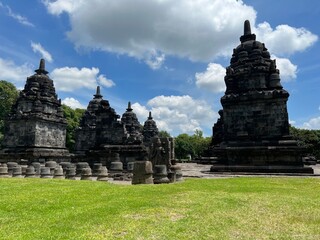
[[131, 102, 149, 122], [31, 42, 53, 63], [132, 95, 218, 136], [302, 117, 320, 130], [289, 120, 296, 126], [50, 66, 115, 92], [43, 0, 318, 70], [0, 58, 33, 85], [43, 0, 79, 15], [43, 0, 256, 66], [97, 75, 115, 88], [195, 63, 226, 93], [0, 3, 34, 27], [145, 52, 166, 70], [256, 22, 318, 56], [271, 55, 297, 82], [62, 97, 85, 109]]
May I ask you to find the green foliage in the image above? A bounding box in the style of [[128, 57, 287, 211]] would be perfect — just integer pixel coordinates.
[[175, 130, 211, 160], [175, 133, 194, 159], [62, 104, 85, 151], [0, 178, 319, 239], [158, 130, 171, 138], [0, 80, 19, 144], [290, 125, 320, 159]]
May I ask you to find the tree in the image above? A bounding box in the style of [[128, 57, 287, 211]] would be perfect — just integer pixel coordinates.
[[290, 126, 320, 159], [190, 130, 211, 159], [174, 130, 211, 160], [0, 80, 19, 143], [62, 105, 85, 151], [158, 130, 171, 138], [175, 133, 194, 160]]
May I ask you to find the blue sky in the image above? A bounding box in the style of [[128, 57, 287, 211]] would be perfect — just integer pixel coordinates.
[[0, 0, 319, 136]]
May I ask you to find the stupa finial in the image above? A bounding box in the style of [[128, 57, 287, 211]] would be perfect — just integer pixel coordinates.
[[94, 86, 103, 99], [148, 111, 152, 119], [240, 20, 256, 43], [244, 20, 251, 35], [126, 101, 132, 111], [35, 58, 48, 75]]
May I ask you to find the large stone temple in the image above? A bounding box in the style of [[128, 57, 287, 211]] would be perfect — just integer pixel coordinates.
[[208, 20, 313, 173], [0, 59, 70, 162]]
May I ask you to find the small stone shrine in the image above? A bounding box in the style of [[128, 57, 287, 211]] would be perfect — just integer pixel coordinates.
[[83, 96, 148, 168], [121, 102, 143, 144], [0, 59, 70, 163], [74, 86, 103, 154], [142, 111, 159, 145], [208, 20, 313, 173]]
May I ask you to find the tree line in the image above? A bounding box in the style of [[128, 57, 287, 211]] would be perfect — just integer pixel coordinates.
[[0, 80, 319, 159]]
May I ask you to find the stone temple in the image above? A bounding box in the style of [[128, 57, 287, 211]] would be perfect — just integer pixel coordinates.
[[74, 86, 103, 154], [208, 20, 313, 173], [0, 59, 70, 162]]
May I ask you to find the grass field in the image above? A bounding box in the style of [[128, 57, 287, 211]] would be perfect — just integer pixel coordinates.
[[0, 177, 319, 240]]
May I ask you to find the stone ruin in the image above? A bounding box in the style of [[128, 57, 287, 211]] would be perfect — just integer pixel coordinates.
[[0, 56, 180, 183], [74, 87, 181, 183], [0, 59, 70, 163], [206, 20, 313, 174]]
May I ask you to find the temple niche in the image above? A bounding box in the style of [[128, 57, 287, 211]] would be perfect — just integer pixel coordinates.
[[0, 59, 70, 162], [208, 20, 313, 173]]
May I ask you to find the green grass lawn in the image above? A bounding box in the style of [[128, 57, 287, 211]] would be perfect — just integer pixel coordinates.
[[0, 177, 319, 240]]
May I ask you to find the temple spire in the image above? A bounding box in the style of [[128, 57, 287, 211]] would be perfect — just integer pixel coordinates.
[[126, 101, 132, 111], [35, 58, 48, 75], [94, 86, 103, 99], [240, 20, 256, 43], [244, 20, 251, 35], [148, 111, 152, 119]]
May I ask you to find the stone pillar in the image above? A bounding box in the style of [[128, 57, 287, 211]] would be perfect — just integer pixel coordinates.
[[40, 167, 52, 178], [81, 167, 92, 180], [53, 166, 65, 179], [25, 165, 37, 178], [66, 167, 76, 180], [12, 166, 23, 178], [153, 165, 170, 184], [0, 164, 10, 178], [97, 166, 109, 181], [132, 161, 153, 185]]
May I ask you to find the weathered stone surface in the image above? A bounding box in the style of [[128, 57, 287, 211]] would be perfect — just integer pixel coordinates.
[[66, 167, 76, 180], [0, 164, 10, 178], [74, 93, 156, 172], [81, 167, 92, 180], [40, 167, 52, 178], [92, 163, 103, 176], [25, 165, 37, 178], [74, 87, 103, 154], [97, 166, 109, 181], [53, 166, 65, 179], [95, 99, 127, 146], [153, 165, 170, 184], [76, 162, 89, 176], [207, 20, 313, 173], [0, 59, 70, 162], [132, 161, 153, 185], [170, 164, 183, 182], [149, 137, 174, 170], [121, 102, 143, 144], [12, 166, 23, 178], [142, 112, 159, 145]]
